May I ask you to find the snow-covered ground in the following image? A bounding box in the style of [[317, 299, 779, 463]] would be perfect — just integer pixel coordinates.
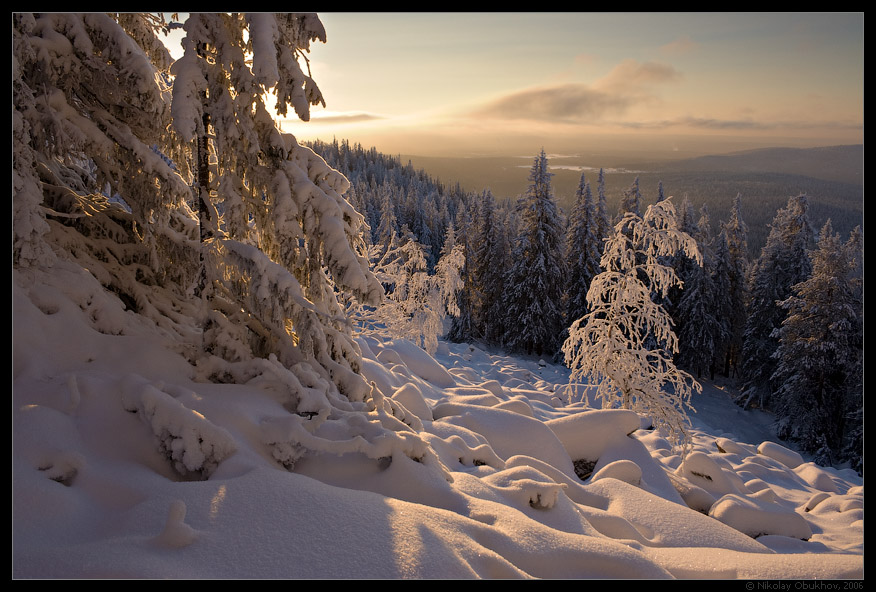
[[12, 265, 863, 579]]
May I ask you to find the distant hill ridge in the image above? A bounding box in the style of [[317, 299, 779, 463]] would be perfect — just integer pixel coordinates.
[[638, 145, 862, 187]]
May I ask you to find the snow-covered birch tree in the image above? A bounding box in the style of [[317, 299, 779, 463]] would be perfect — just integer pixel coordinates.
[[563, 198, 702, 451], [371, 229, 463, 355]]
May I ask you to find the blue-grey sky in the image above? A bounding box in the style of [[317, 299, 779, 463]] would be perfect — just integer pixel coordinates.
[[285, 12, 863, 158]]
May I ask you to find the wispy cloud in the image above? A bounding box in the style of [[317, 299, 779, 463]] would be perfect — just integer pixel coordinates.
[[591, 59, 682, 95], [470, 60, 682, 123], [308, 111, 385, 124], [472, 83, 630, 122]]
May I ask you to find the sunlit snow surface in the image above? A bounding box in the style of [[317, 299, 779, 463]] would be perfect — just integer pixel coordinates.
[[12, 266, 862, 579]]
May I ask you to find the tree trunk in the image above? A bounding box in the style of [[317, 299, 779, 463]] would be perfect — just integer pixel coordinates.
[[195, 109, 214, 349]]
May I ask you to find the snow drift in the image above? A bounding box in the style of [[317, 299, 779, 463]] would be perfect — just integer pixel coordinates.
[[12, 264, 863, 579]]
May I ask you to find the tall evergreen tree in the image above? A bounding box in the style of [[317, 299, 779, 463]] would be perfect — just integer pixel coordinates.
[[373, 189, 399, 262], [717, 194, 750, 377], [565, 173, 603, 326], [665, 195, 700, 334], [676, 206, 727, 379], [617, 176, 642, 219], [771, 221, 863, 465], [13, 13, 198, 323], [709, 230, 736, 375], [446, 199, 477, 343], [434, 221, 466, 328], [170, 13, 384, 402], [738, 194, 814, 410], [595, 168, 612, 247], [503, 150, 566, 357], [472, 190, 509, 345]]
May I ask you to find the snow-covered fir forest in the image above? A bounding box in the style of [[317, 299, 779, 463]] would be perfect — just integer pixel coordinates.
[[307, 137, 863, 471], [13, 13, 863, 579]]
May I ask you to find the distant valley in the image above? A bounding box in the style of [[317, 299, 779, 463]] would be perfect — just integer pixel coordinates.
[[399, 145, 863, 256]]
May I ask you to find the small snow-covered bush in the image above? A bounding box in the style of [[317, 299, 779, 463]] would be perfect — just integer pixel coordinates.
[[123, 382, 237, 478]]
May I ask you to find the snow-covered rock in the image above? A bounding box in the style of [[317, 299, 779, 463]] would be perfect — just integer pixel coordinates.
[[757, 440, 805, 469], [709, 493, 813, 540]]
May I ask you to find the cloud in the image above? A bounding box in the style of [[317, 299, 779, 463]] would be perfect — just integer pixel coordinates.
[[591, 59, 682, 95], [472, 83, 631, 122], [308, 111, 385, 124], [611, 116, 767, 131], [471, 60, 682, 124]]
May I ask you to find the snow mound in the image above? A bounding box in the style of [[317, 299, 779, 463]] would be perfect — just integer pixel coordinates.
[[546, 408, 642, 463], [757, 440, 805, 469], [709, 494, 813, 540], [12, 266, 864, 578]]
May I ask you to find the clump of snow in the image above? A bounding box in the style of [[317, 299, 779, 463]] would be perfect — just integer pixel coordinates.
[[154, 500, 199, 548], [121, 377, 238, 478], [757, 440, 805, 469], [12, 265, 864, 579], [709, 493, 813, 540]]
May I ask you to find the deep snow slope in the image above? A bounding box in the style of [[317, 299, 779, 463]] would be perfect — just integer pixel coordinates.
[[12, 265, 863, 579]]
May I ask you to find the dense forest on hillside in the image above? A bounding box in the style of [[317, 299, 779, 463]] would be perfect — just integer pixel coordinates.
[[307, 138, 863, 471]]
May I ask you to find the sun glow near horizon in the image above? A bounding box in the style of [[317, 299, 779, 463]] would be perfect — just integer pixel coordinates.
[[285, 12, 862, 159]]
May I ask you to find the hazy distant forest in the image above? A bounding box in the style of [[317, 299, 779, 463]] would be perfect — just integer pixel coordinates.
[[307, 138, 863, 471]]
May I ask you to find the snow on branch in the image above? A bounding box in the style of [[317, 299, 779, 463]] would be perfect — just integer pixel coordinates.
[[122, 380, 237, 478], [563, 198, 702, 452]]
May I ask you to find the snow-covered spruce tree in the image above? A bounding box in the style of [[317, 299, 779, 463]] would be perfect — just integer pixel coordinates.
[[565, 173, 603, 327], [771, 221, 863, 465], [617, 176, 642, 219], [676, 205, 728, 379], [502, 150, 567, 357], [434, 222, 466, 328], [170, 13, 384, 398], [372, 188, 399, 262], [708, 230, 736, 376], [595, 168, 612, 248], [471, 190, 510, 345], [14, 12, 448, 478], [445, 199, 478, 343], [738, 194, 814, 410], [715, 194, 750, 377], [13, 13, 200, 331], [563, 198, 702, 452], [663, 196, 700, 341]]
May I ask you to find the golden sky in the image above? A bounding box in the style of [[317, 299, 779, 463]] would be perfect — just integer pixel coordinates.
[[286, 12, 863, 158]]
